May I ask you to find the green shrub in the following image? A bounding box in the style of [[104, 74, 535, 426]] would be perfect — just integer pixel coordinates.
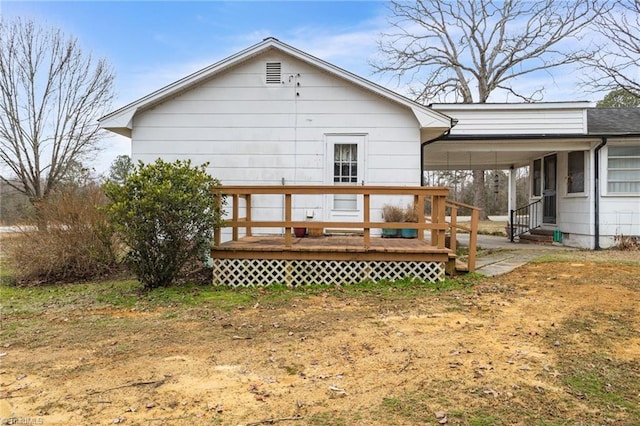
[[6, 183, 118, 284], [104, 159, 225, 289]]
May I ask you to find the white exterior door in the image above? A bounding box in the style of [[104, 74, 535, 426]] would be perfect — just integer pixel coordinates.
[[325, 134, 365, 224]]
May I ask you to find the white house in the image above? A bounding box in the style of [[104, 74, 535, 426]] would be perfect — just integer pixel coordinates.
[[100, 38, 640, 250], [99, 37, 453, 234], [427, 103, 640, 249]]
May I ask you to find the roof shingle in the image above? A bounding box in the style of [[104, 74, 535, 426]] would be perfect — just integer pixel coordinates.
[[587, 108, 640, 134]]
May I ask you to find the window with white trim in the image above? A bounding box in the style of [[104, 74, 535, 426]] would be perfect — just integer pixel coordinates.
[[567, 151, 585, 194], [607, 145, 640, 193]]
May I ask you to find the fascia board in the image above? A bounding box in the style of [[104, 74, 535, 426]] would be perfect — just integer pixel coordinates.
[[98, 39, 278, 124], [99, 38, 452, 135], [276, 42, 452, 128]]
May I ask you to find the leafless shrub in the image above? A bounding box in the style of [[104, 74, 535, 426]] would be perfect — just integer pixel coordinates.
[[614, 234, 640, 251], [6, 184, 120, 284], [382, 204, 404, 222]]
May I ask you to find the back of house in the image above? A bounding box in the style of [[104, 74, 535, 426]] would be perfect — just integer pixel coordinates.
[[99, 38, 452, 234]]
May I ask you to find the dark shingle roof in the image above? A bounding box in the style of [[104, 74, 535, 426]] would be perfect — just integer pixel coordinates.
[[587, 108, 640, 134]]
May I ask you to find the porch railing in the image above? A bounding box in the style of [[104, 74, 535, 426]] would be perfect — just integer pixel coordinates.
[[213, 185, 479, 272], [509, 200, 542, 242]]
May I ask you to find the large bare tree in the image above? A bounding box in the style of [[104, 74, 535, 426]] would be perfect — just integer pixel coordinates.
[[375, 0, 608, 217], [0, 18, 114, 204], [375, 0, 606, 103], [584, 0, 640, 97]]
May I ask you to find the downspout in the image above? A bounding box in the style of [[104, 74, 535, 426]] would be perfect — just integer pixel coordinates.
[[594, 137, 607, 250], [420, 118, 457, 186]]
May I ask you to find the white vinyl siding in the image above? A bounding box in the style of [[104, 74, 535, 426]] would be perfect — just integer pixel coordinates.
[[432, 104, 588, 135], [132, 51, 420, 186], [131, 51, 422, 234]]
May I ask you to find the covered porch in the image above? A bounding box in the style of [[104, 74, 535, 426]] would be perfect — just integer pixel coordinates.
[[425, 102, 640, 249], [422, 134, 597, 241]]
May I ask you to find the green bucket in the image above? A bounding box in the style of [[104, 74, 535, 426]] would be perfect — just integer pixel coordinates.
[[553, 229, 563, 243]]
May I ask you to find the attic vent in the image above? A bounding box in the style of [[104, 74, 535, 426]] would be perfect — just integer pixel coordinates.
[[266, 62, 282, 84]]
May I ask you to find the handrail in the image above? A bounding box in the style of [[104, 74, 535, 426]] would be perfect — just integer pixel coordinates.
[[213, 185, 478, 272], [509, 199, 542, 242], [444, 199, 480, 273]]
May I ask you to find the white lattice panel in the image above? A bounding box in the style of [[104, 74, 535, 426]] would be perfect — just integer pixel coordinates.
[[212, 259, 444, 287]]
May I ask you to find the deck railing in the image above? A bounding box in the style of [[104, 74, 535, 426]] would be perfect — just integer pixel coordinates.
[[213, 185, 479, 272]]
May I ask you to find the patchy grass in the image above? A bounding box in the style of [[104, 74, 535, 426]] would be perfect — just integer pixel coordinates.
[[530, 250, 640, 266], [546, 309, 640, 424], [1, 257, 638, 426], [380, 391, 432, 424], [0, 256, 16, 286], [0, 274, 481, 319]]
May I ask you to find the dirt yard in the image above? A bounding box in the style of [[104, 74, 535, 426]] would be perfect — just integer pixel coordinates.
[[1, 251, 639, 425]]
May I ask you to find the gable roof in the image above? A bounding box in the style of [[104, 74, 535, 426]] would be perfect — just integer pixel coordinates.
[[587, 108, 640, 135], [99, 37, 453, 138]]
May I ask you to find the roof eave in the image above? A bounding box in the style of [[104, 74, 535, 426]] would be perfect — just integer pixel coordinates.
[[98, 109, 135, 136], [99, 38, 453, 135]]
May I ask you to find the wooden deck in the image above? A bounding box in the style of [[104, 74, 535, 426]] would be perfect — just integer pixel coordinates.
[[210, 185, 480, 286], [212, 234, 452, 262]]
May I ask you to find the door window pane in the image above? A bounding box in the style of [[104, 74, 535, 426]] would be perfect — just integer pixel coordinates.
[[334, 144, 358, 184]]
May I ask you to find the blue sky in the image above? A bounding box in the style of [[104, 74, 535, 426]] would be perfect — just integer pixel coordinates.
[[1, 1, 598, 173]]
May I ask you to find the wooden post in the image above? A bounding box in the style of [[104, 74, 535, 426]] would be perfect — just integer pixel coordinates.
[[468, 207, 479, 272], [213, 195, 222, 247], [430, 195, 440, 247], [449, 206, 457, 252], [431, 194, 446, 248], [363, 193, 370, 249], [245, 194, 252, 237], [232, 194, 239, 241], [416, 195, 425, 240], [284, 193, 292, 247]]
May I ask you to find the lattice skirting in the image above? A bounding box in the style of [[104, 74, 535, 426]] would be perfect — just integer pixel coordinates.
[[212, 258, 445, 287]]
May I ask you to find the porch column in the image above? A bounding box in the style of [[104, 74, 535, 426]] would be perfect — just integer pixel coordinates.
[[507, 167, 517, 223]]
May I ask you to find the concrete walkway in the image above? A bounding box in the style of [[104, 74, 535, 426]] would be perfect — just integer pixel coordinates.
[[457, 234, 575, 276]]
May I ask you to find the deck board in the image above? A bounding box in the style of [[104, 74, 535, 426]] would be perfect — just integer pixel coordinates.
[[211, 235, 452, 262]]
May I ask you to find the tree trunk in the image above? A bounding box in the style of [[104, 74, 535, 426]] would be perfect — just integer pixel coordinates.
[[472, 170, 488, 220]]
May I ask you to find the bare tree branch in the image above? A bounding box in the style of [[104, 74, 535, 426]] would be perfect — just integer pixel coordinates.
[[373, 0, 609, 104], [373, 0, 609, 220], [582, 0, 640, 96], [0, 18, 115, 203]]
